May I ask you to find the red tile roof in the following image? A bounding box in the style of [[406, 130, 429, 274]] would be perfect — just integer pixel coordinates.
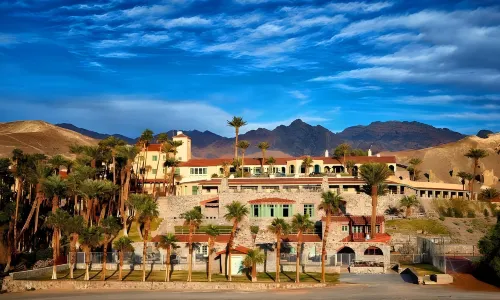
[[216, 245, 251, 256], [151, 234, 230, 243], [282, 234, 321, 243], [200, 197, 219, 205], [340, 233, 391, 244], [322, 215, 385, 225], [248, 198, 296, 204]]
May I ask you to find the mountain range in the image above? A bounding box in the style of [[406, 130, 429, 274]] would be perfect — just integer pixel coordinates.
[[56, 120, 466, 158]]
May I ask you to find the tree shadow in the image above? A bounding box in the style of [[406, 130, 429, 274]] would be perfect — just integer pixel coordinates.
[[90, 270, 102, 280], [281, 271, 293, 282], [304, 272, 320, 283], [105, 269, 118, 281], [122, 268, 135, 280], [264, 272, 275, 281]]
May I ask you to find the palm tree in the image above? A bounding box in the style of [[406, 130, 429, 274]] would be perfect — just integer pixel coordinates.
[[346, 160, 355, 175], [257, 142, 270, 174], [400, 195, 420, 218], [302, 156, 313, 175], [480, 188, 499, 201], [48, 154, 69, 175], [99, 216, 121, 280], [359, 163, 391, 237], [164, 157, 181, 195], [243, 249, 265, 282], [99, 136, 126, 187], [46, 209, 70, 279], [318, 191, 342, 283], [224, 201, 249, 281], [291, 213, 314, 283], [456, 171, 473, 192], [268, 218, 290, 283], [266, 157, 276, 174], [464, 148, 489, 197], [152, 133, 169, 195], [334, 143, 351, 171], [237, 140, 250, 175], [128, 193, 159, 282], [78, 179, 114, 226], [206, 224, 220, 282], [62, 215, 85, 279], [139, 129, 154, 190], [42, 175, 67, 213], [408, 158, 423, 181], [221, 161, 230, 178], [116, 145, 139, 236], [79, 226, 103, 281], [113, 237, 135, 281], [180, 206, 203, 282], [158, 233, 178, 282], [227, 117, 247, 161], [250, 225, 259, 246]]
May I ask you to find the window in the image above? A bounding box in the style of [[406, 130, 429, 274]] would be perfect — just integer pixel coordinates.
[[152, 155, 158, 161], [282, 205, 290, 217], [175, 168, 180, 175], [343, 187, 349, 192], [269, 205, 275, 217], [198, 245, 208, 257], [192, 186, 198, 195], [341, 225, 349, 232], [303, 204, 314, 217], [152, 169, 157, 175], [190, 168, 207, 175], [253, 205, 259, 217]]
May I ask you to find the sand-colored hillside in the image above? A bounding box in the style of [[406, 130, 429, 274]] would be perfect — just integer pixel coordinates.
[[381, 134, 500, 188], [0, 120, 98, 158]]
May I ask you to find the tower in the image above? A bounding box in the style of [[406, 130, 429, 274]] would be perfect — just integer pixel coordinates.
[[172, 131, 191, 162]]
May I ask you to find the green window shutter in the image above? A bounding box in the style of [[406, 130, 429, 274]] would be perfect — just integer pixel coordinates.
[[192, 186, 198, 195], [152, 155, 158, 161], [175, 168, 180, 175]]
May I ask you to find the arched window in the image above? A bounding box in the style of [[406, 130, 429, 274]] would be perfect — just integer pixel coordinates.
[[290, 165, 295, 174], [364, 246, 383, 255]]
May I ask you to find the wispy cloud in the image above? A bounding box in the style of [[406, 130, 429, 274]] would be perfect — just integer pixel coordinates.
[[288, 90, 311, 105], [333, 83, 381, 92], [327, 1, 394, 13]]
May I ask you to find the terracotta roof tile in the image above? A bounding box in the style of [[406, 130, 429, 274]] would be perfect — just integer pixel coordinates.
[[282, 234, 321, 243], [151, 234, 230, 243], [200, 197, 219, 205], [322, 215, 385, 225], [216, 245, 250, 256]]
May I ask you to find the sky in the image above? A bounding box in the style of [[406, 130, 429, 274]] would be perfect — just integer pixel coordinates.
[[1, 0, 500, 137]]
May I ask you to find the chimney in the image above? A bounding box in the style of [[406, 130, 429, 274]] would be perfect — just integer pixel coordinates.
[[177, 130, 183, 136], [368, 149, 372, 157], [324, 150, 329, 157]]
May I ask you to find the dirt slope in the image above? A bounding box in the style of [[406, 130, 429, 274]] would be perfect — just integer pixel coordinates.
[[0, 120, 98, 158], [381, 134, 500, 188]]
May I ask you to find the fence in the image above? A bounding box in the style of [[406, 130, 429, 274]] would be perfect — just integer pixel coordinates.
[[390, 253, 427, 265], [10, 264, 69, 280]]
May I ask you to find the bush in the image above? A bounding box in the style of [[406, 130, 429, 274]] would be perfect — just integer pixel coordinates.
[[447, 207, 454, 217], [484, 208, 490, 217], [466, 228, 473, 233], [35, 248, 53, 261], [211, 173, 219, 178], [439, 216, 445, 221], [467, 210, 476, 218]]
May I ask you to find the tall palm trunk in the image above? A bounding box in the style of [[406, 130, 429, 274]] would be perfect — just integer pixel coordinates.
[[121, 166, 131, 236], [234, 128, 239, 160], [17, 186, 40, 240], [187, 223, 194, 282], [208, 237, 214, 282], [227, 221, 238, 281], [13, 177, 23, 248], [3, 220, 14, 273], [471, 159, 478, 198], [141, 146, 149, 193], [101, 237, 109, 280], [252, 262, 257, 282], [119, 252, 124, 281], [371, 185, 378, 237], [51, 228, 58, 279], [84, 248, 90, 280], [275, 232, 281, 282], [69, 234, 78, 279], [165, 247, 171, 282], [142, 219, 150, 282], [296, 231, 302, 283], [321, 213, 331, 283], [241, 150, 245, 175]]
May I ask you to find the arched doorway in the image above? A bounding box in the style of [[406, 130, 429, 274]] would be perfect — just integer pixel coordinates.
[[281, 167, 286, 174], [389, 165, 395, 172], [364, 246, 383, 255], [337, 246, 355, 266], [324, 166, 330, 173], [314, 165, 320, 174], [290, 165, 295, 174]]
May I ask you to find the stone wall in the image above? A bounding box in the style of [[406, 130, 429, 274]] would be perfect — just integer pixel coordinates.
[[348, 267, 385, 274], [1, 276, 329, 293], [444, 244, 478, 255], [9, 264, 69, 280]]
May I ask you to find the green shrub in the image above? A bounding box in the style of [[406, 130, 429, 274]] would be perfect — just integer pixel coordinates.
[[211, 173, 219, 178], [466, 228, 473, 233], [483, 208, 490, 217], [35, 248, 53, 261], [447, 207, 454, 217], [467, 210, 476, 218], [439, 216, 445, 221]]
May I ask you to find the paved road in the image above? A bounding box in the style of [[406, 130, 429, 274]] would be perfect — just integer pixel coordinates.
[[3, 274, 499, 299]]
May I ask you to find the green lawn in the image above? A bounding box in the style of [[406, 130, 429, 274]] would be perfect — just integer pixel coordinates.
[[386, 219, 450, 235], [400, 264, 443, 276], [116, 218, 163, 242], [32, 269, 338, 283]]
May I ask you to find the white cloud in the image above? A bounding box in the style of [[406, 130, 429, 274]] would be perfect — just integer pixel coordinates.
[[327, 1, 394, 13], [123, 5, 172, 17], [333, 83, 381, 92], [0, 33, 19, 46], [396, 94, 500, 105], [98, 52, 137, 58], [93, 33, 171, 49], [157, 16, 212, 28], [422, 112, 500, 121], [288, 90, 311, 105]]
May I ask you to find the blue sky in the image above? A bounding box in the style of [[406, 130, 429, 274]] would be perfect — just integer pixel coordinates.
[[1, 0, 499, 137]]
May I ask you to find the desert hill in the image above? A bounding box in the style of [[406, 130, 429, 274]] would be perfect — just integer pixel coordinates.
[[0, 120, 98, 158], [381, 134, 500, 188]]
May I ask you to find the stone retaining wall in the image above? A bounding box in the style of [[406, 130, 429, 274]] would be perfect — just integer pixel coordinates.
[[9, 264, 69, 280], [348, 266, 385, 274], [1, 276, 329, 293]]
